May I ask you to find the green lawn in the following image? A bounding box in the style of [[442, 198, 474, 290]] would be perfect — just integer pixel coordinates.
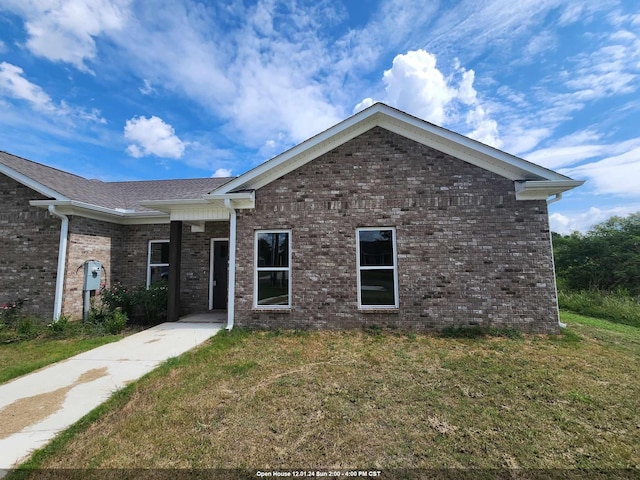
[[0, 333, 130, 385], [9, 311, 640, 478]]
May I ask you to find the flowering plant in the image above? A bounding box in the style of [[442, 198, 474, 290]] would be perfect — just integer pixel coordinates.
[[0, 298, 25, 327]]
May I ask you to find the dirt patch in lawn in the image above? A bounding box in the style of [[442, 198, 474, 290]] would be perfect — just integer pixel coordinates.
[[0, 367, 108, 439]]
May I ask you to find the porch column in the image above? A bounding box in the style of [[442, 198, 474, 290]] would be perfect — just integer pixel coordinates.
[[167, 220, 182, 322]]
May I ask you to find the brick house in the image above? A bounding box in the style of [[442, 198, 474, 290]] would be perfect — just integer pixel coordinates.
[[0, 104, 583, 333]]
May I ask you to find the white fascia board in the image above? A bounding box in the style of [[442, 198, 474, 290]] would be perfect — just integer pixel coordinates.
[[375, 109, 571, 181], [29, 200, 169, 225], [514, 180, 585, 200], [212, 103, 575, 195], [203, 191, 255, 209], [0, 163, 68, 200]]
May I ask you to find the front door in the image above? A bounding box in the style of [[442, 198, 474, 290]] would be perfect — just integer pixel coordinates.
[[210, 239, 229, 310]]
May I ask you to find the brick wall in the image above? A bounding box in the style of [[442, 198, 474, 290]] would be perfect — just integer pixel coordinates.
[[116, 223, 169, 287], [62, 217, 122, 318], [62, 220, 229, 318], [116, 221, 229, 316], [181, 222, 230, 314], [0, 174, 60, 319], [234, 127, 559, 333]]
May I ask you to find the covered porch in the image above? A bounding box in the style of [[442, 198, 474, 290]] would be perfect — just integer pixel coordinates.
[[141, 192, 254, 330]]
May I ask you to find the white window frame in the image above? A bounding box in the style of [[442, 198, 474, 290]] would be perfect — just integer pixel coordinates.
[[356, 227, 399, 309], [147, 240, 169, 288], [254, 230, 292, 309]]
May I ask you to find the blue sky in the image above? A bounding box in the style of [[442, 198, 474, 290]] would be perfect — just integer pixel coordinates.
[[0, 0, 639, 234]]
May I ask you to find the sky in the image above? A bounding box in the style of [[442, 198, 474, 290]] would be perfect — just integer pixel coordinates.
[[0, 0, 639, 234]]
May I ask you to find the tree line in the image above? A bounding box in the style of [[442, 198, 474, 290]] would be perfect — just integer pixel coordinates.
[[552, 212, 640, 296]]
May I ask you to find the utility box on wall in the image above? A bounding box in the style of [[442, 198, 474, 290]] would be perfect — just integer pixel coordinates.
[[83, 260, 102, 291]]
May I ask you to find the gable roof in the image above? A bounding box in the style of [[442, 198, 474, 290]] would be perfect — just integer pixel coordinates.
[[210, 103, 583, 201], [1, 103, 584, 224]]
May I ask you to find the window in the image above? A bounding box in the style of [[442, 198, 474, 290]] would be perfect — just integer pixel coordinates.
[[356, 228, 398, 308], [255, 230, 291, 308], [147, 240, 169, 287]]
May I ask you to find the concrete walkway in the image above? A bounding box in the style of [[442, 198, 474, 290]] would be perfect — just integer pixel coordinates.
[[0, 322, 224, 474]]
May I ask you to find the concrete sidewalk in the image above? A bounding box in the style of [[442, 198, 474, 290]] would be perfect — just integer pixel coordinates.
[[0, 322, 224, 474]]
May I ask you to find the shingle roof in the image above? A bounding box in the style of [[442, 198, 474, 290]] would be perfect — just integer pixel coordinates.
[[0, 151, 233, 213]]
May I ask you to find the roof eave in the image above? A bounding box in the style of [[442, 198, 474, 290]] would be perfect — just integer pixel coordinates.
[[0, 162, 69, 201], [211, 103, 575, 195], [514, 180, 586, 201], [29, 200, 169, 225]]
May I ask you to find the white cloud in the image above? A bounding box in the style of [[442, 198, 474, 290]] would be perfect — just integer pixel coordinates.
[[501, 126, 552, 156], [2, 0, 636, 178], [562, 147, 640, 197], [228, 59, 343, 146], [563, 26, 640, 102], [0, 62, 56, 113], [523, 31, 557, 60], [212, 168, 232, 178], [0, 62, 106, 124], [526, 131, 640, 170], [528, 144, 608, 170], [382, 50, 453, 125], [0, 40, 6, 53], [139, 79, 155, 96], [124, 116, 185, 159], [550, 206, 640, 234], [524, 130, 640, 199], [2, 0, 131, 72], [465, 105, 502, 148], [353, 97, 376, 114], [103, 0, 345, 153], [363, 49, 503, 147], [424, 0, 565, 59]]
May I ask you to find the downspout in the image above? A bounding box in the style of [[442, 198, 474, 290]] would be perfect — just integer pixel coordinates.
[[48, 205, 69, 321], [546, 194, 566, 328], [224, 199, 237, 331], [546, 193, 563, 205]]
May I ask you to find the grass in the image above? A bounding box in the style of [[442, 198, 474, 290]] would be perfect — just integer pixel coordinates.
[[558, 289, 640, 328], [0, 336, 125, 384], [0, 320, 142, 384], [8, 312, 640, 477]]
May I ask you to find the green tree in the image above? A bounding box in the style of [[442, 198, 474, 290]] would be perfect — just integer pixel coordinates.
[[552, 213, 640, 295]]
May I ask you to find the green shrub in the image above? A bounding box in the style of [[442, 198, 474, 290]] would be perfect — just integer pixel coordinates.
[[0, 298, 25, 328], [137, 282, 168, 325], [103, 310, 127, 334], [17, 317, 40, 339], [98, 282, 167, 325], [558, 290, 640, 328], [48, 315, 70, 335], [100, 283, 136, 319]]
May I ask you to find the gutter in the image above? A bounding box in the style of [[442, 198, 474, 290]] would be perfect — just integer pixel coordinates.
[[31, 199, 169, 224], [515, 180, 584, 201], [223, 199, 237, 331], [48, 205, 69, 321]]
